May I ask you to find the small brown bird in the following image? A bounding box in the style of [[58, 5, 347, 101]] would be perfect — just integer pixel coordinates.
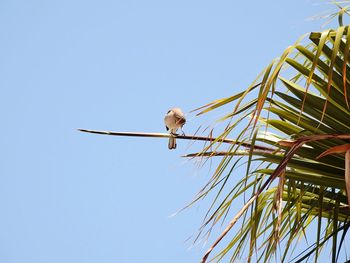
[[164, 108, 186, 149]]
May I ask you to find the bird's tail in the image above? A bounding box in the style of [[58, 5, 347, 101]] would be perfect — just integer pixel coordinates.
[[168, 136, 177, 149]]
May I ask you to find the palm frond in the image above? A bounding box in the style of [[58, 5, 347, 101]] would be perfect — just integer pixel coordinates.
[[190, 11, 350, 263]]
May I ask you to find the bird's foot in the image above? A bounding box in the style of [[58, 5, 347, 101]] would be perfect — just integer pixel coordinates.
[[180, 129, 185, 136]]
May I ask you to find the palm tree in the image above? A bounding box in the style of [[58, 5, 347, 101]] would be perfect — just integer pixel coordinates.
[[188, 3, 350, 263]]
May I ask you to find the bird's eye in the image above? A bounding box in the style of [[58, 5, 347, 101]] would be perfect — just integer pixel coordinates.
[[167, 110, 172, 114]]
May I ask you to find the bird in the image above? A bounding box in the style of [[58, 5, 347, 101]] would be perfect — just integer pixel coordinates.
[[164, 108, 186, 149]]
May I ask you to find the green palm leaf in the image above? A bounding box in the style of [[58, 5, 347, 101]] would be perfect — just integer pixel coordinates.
[[189, 5, 350, 263]]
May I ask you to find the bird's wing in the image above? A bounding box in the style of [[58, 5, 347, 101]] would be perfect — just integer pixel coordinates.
[[174, 114, 186, 125]]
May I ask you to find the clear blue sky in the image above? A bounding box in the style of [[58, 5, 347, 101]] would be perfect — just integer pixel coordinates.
[[0, 1, 336, 262]]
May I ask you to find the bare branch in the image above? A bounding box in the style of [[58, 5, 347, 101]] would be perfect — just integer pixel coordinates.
[[77, 128, 275, 151], [280, 134, 350, 144], [183, 149, 279, 158]]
